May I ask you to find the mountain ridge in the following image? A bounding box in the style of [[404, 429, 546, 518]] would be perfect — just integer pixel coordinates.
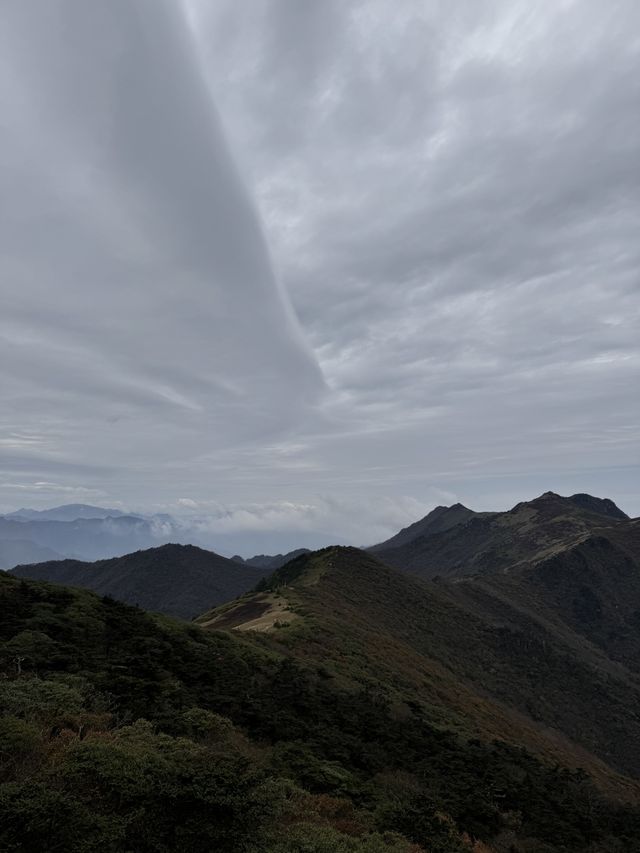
[[369, 502, 485, 552], [198, 536, 640, 787]]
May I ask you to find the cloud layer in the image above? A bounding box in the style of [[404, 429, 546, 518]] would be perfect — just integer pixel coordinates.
[[1, 0, 323, 500], [1, 0, 639, 546], [187, 0, 640, 515]]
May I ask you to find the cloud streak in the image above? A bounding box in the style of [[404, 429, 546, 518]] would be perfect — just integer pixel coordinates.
[[1, 0, 324, 489]]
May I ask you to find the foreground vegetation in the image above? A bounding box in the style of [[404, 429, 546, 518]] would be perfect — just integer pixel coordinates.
[[2, 568, 640, 851]]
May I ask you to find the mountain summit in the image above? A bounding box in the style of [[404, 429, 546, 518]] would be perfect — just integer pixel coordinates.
[[371, 491, 630, 579], [369, 502, 482, 552]]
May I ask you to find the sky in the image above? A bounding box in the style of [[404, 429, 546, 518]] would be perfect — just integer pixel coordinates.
[[1, 0, 639, 551]]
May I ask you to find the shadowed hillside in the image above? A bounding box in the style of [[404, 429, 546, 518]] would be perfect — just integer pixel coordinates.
[[453, 520, 640, 675], [10, 543, 267, 619]]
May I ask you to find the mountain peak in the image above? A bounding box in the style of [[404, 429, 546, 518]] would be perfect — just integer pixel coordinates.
[[150, 542, 207, 556], [198, 546, 398, 633], [568, 493, 629, 520], [256, 545, 355, 592], [523, 491, 628, 521], [369, 502, 478, 553]]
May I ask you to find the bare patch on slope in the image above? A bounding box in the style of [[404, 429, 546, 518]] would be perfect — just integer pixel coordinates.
[[199, 593, 299, 633]]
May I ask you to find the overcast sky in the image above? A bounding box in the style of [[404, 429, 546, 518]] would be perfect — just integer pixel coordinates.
[[1, 0, 639, 549]]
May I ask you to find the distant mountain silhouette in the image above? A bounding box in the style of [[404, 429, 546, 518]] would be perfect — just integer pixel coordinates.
[[0, 504, 326, 566], [5, 503, 127, 522], [10, 543, 267, 619], [0, 512, 175, 563]]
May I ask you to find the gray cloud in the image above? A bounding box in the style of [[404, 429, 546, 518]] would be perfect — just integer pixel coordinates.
[[186, 0, 640, 516], [1, 0, 639, 545], [1, 0, 324, 496]]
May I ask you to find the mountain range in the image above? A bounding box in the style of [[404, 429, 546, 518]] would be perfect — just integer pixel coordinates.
[[0, 509, 174, 567], [0, 503, 326, 569], [5, 503, 128, 522], [2, 490, 640, 851]]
